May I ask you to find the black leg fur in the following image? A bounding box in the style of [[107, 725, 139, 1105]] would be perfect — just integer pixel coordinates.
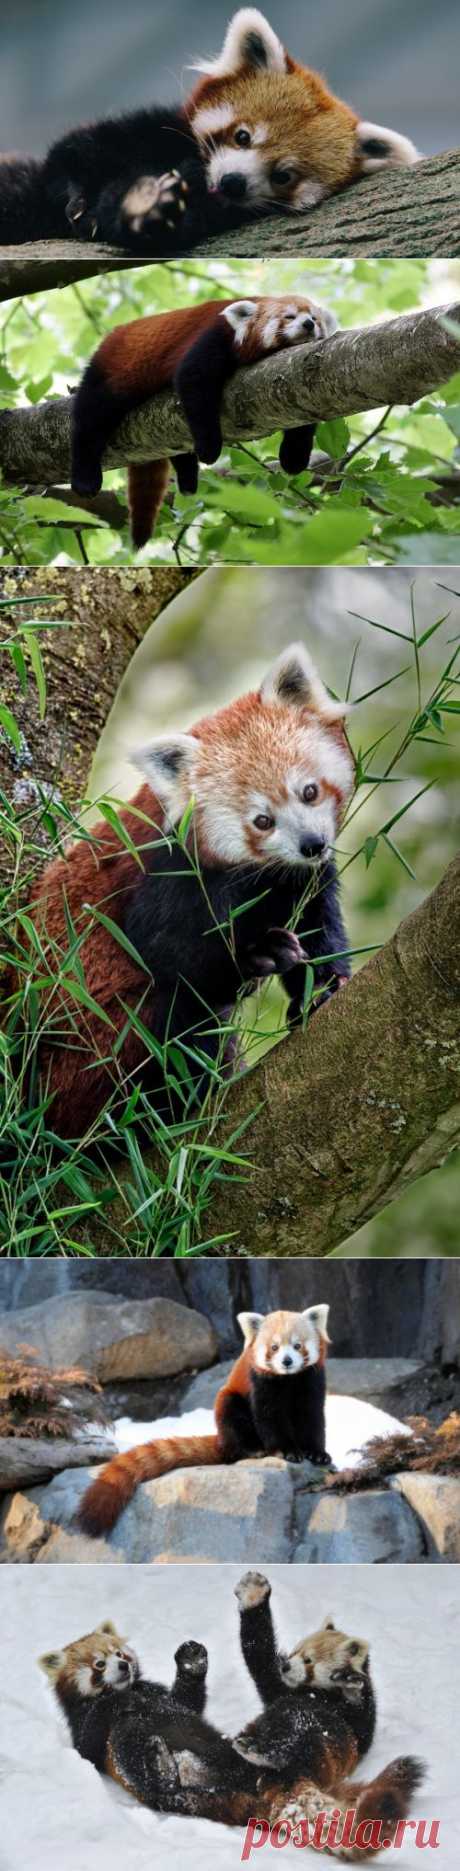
[[174, 320, 237, 463], [279, 424, 316, 475]]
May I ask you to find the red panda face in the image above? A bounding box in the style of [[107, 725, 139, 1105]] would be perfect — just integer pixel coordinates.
[[279, 1620, 369, 1692], [222, 295, 337, 357], [238, 1304, 330, 1375], [133, 644, 354, 873], [187, 9, 419, 213], [38, 1621, 140, 1697]]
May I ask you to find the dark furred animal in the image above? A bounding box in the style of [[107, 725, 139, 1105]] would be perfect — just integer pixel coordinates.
[[38, 1589, 425, 1854], [0, 10, 419, 251], [28, 641, 354, 1145], [77, 1304, 332, 1537], [71, 294, 335, 548]]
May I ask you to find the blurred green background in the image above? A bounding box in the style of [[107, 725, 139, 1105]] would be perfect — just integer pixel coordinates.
[[88, 563, 460, 1258], [1, 257, 460, 568]]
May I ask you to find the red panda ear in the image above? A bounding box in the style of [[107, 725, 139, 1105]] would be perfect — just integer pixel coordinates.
[[237, 1310, 264, 1344], [260, 643, 349, 724], [130, 734, 198, 823], [356, 121, 419, 171], [192, 8, 288, 79], [38, 1650, 64, 1679]]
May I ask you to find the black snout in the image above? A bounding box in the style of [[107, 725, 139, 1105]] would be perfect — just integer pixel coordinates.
[[302, 315, 316, 333], [300, 833, 326, 860], [281, 1352, 294, 1369], [218, 172, 248, 200], [118, 1659, 130, 1676]]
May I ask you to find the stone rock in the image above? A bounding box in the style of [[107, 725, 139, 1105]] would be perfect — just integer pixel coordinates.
[[21, 1459, 294, 1563], [181, 1360, 234, 1411], [0, 1434, 116, 1490], [390, 1473, 460, 1560], [0, 1293, 217, 1381], [293, 1486, 426, 1563], [0, 1491, 49, 1561]]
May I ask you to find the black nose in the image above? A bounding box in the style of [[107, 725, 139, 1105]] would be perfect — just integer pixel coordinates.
[[302, 314, 315, 333], [281, 1353, 293, 1368], [118, 1660, 130, 1676], [300, 833, 326, 860], [218, 172, 247, 200]]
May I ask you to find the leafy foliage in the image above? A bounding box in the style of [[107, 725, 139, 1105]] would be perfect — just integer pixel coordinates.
[[0, 259, 459, 568], [0, 1344, 102, 1437]]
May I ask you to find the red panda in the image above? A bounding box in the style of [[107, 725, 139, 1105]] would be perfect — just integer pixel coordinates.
[[0, 10, 419, 252], [71, 293, 337, 548], [77, 1304, 331, 1536], [27, 641, 354, 1144], [186, 9, 420, 220]]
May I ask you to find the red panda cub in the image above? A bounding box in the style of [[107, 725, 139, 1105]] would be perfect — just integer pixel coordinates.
[[187, 8, 419, 219], [29, 641, 353, 1143], [77, 1303, 331, 1537], [71, 292, 337, 548]]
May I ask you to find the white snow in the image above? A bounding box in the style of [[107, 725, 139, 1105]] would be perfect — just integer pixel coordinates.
[[113, 1395, 412, 1469], [2, 1564, 458, 1871]]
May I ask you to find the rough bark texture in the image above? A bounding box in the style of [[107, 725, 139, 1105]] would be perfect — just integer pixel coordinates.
[[197, 150, 460, 259], [1, 303, 459, 489], [0, 151, 458, 288], [0, 246, 140, 301], [0, 566, 195, 840], [198, 855, 460, 1255]]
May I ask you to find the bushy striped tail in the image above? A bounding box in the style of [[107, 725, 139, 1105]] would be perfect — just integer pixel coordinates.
[[77, 1433, 221, 1537], [270, 1757, 426, 1860], [128, 459, 170, 547]]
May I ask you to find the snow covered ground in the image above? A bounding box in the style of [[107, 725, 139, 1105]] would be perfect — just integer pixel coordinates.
[[113, 1394, 412, 1467], [2, 1565, 458, 1871]]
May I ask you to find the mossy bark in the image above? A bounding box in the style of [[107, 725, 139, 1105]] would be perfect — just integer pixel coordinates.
[[0, 567, 194, 848]]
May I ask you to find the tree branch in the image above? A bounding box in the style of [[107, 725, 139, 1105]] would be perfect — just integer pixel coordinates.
[[195, 149, 460, 260], [0, 303, 459, 489], [200, 855, 460, 1255], [0, 152, 458, 296]]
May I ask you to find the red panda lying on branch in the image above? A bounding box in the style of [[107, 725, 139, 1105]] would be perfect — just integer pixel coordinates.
[[28, 641, 354, 1145], [78, 1304, 332, 1536], [0, 9, 419, 252], [71, 293, 337, 548]]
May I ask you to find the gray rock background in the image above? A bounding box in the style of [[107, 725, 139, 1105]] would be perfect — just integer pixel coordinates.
[[1, 1261, 458, 1363]]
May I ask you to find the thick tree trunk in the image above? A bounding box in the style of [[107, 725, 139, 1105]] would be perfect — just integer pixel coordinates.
[[1, 303, 459, 488], [0, 567, 195, 850], [0, 150, 458, 291], [199, 856, 460, 1255]]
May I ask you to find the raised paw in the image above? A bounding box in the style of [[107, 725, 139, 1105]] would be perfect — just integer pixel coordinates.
[[175, 1639, 208, 1677], [235, 1570, 271, 1610], [65, 191, 98, 239], [233, 1736, 272, 1766], [121, 170, 188, 235]]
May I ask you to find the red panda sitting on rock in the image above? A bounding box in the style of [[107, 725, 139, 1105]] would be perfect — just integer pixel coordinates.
[[28, 641, 354, 1145], [77, 1303, 332, 1537], [70, 292, 337, 549]]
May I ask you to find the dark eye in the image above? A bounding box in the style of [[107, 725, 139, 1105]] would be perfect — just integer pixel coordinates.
[[235, 127, 251, 147], [272, 163, 296, 185], [271, 1340, 279, 1352], [254, 813, 275, 830], [303, 783, 318, 804], [349, 1643, 360, 1657], [93, 1660, 105, 1675]]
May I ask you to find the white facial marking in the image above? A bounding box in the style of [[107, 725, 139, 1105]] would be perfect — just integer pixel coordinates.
[[192, 103, 235, 137], [192, 9, 287, 79], [206, 144, 269, 201], [356, 121, 420, 170]]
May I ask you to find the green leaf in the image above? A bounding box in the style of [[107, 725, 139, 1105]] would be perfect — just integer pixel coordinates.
[[0, 704, 21, 752], [316, 419, 350, 458], [23, 629, 46, 717]]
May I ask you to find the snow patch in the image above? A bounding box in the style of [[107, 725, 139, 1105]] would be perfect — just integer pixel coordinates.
[[114, 1395, 412, 1469]]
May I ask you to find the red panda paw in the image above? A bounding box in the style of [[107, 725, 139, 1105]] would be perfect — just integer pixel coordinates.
[[120, 170, 188, 235], [242, 928, 307, 981]]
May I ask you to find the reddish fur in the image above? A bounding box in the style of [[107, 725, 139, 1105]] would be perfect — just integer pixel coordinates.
[[186, 66, 360, 192], [270, 1759, 425, 1858], [128, 461, 170, 549], [24, 680, 351, 1138]]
